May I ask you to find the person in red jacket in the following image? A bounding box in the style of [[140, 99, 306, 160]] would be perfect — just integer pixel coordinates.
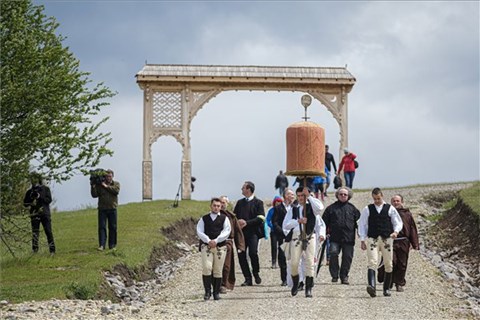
[[337, 148, 357, 189]]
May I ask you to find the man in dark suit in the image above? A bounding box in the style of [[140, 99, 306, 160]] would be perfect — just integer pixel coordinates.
[[272, 188, 296, 286], [234, 181, 265, 286]]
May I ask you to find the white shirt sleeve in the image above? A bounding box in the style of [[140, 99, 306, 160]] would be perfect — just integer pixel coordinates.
[[196, 217, 210, 244], [283, 205, 298, 235], [215, 216, 231, 244], [389, 206, 403, 233], [315, 215, 326, 239], [358, 206, 370, 241], [308, 195, 324, 215]]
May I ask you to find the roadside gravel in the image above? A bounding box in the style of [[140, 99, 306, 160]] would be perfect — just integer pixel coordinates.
[[1, 183, 477, 320]]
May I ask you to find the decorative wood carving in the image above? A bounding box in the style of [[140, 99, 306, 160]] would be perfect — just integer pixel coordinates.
[[137, 65, 355, 201]]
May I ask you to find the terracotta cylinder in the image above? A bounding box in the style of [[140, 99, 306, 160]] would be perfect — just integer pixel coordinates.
[[285, 121, 325, 177]]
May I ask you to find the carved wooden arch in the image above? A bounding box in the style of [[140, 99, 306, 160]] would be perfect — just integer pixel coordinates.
[[136, 65, 356, 200]]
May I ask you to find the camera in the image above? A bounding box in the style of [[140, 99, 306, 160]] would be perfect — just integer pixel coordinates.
[[30, 185, 42, 201], [89, 168, 107, 185]]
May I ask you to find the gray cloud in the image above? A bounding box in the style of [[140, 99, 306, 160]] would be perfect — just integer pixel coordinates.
[[34, 1, 479, 211]]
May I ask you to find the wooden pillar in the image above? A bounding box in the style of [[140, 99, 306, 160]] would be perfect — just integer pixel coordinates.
[[142, 84, 153, 200], [181, 86, 192, 200]]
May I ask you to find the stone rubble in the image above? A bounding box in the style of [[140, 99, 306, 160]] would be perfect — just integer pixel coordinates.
[[1, 183, 478, 319]]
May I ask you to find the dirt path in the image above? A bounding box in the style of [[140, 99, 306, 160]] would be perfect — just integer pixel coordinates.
[[140, 185, 473, 320]]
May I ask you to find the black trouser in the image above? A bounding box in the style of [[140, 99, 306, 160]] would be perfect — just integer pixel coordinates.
[[329, 241, 354, 280], [98, 208, 117, 249], [277, 238, 287, 282], [270, 232, 278, 265], [238, 233, 260, 279], [31, 215, 55, 253]]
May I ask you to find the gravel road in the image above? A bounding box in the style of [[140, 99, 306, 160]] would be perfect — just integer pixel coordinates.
[[1, 183, 476, 320]]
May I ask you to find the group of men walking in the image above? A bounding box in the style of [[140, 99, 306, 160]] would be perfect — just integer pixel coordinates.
[[196, 181, 419, 301]]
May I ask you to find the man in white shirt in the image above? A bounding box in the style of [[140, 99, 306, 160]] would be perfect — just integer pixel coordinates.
[[197, 198, 231, 300], [358, 188, 403, 297], [283, 187, 325, 298]]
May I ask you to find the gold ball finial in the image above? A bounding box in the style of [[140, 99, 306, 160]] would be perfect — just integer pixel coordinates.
[[301, 94, 312, 121]]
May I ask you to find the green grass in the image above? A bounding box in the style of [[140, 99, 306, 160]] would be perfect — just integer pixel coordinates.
[[0, 199, 209, 303], [460, 181, 480, 216]]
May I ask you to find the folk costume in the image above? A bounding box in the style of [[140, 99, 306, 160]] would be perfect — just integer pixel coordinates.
[[233, 195, 265, 286], [283, 195, 325, 297], [220, 209, 245, 291], [358, 202, 403, 297], [197, 212, 231, 300], [378, 207, 419, 291]]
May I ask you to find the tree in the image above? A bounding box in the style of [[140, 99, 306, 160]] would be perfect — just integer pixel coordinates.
[[1, 0, 116, 254]]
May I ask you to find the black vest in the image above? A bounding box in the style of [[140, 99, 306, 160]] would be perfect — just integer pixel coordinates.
[[202, 214, 227, 244], [292, 203, 316, 236], [367, 204, 393, 238]]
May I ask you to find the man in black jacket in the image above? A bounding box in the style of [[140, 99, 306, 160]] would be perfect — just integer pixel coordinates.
[[274, 170, 289, 196], [234, 181, 265, 286], [324, 145, 337, 196], [272, 188, 295, 286], [23, 173, 56, 255], [322, 187, 360, 284]]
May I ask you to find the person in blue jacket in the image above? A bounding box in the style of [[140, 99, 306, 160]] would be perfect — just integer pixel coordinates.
[[313, 168, 329, 200], [266, 196, 283, 268]]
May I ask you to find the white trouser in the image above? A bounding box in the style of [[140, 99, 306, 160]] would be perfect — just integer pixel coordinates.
[[366, 236, 394, 272], [290, 234, 316, 277], [201, 244, 227, 278]]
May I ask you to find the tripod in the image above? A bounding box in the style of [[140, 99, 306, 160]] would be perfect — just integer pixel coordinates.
[[172, 183, 181, 208]]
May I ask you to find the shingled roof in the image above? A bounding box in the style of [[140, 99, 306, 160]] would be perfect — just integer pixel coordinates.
[[136, 64, 356, 84]]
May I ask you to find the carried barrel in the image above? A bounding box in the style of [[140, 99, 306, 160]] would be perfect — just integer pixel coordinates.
[[285, 121, 325, 177]]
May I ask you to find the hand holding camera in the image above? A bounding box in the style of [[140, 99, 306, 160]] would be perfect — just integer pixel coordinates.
[[89, 168, 107, 186], [30, 186, 41, 201]]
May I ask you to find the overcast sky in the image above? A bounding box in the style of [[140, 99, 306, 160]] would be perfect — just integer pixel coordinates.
[[34, 1, 479, 211]]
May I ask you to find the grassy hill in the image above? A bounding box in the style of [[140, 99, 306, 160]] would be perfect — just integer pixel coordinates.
[[0, 199, 209, 303], [460, 181, 480, 216]]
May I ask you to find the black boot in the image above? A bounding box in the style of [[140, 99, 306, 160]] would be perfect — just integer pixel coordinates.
[[291, 275, 299, 296], [298, 281, 304, 291], [377, 265, 385, 283], [213, 277, 222, 300], [305, 276, 313, 298], [202, 275, 212, 300], [280, 267, 287, 286], [367, 269, 376, 298], [383, 272, 392, 297], [241, 278, 253, 286]]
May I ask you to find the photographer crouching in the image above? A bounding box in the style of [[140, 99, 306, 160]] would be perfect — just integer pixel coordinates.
[[23, 172, 56, 255], [90, 169, 120, 251]]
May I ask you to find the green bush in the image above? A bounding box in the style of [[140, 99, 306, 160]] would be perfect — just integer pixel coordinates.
[[64, 281, 96, 300]]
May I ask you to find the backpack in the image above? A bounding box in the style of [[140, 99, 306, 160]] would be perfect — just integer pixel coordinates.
[[354, 160, 359, 169], [333, 175, 342, 189]]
